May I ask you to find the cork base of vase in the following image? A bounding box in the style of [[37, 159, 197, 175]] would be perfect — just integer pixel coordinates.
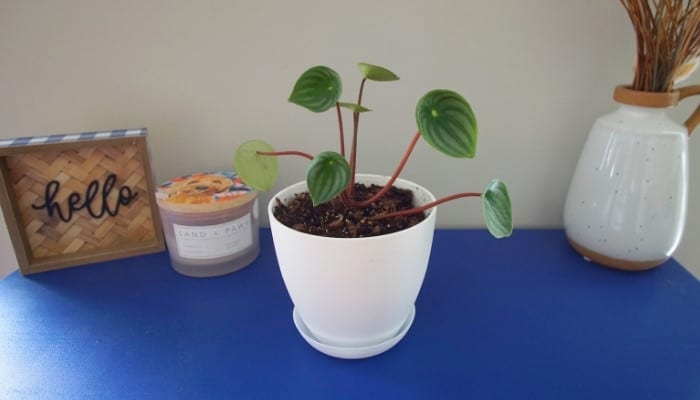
[[567, 237, 668, 271]]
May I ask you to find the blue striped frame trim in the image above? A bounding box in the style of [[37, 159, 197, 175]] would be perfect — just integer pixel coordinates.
[[0, 128, 147, 148]]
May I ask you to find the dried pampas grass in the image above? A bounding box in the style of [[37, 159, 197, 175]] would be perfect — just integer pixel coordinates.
[[621, 0, 700, 91]]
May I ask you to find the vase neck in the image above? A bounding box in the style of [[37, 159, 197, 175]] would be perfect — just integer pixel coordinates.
[[616, 105, 671, 120], [613, 85, 679, 108]]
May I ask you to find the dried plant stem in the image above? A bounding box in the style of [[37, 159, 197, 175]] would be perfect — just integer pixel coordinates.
[[620, 0, 700, 91]]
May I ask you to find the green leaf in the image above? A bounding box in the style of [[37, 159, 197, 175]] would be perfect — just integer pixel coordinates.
[[338, 102, 372, 113], [482, 179, 513, 239], [288, 66, 342, 112], [357, 63, 400, 82], [234, 140, 279, 191], [306, 151, 351, 206], [415, 89, 477, 158]]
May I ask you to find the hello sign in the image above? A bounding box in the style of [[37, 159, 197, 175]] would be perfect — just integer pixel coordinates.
[[0, 129, 165, 275]]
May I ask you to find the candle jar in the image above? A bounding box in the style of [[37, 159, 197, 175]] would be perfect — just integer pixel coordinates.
[[156, 172, 259, 277]]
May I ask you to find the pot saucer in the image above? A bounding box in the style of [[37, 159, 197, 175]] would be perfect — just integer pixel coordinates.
[[291, 305, 416, 359]]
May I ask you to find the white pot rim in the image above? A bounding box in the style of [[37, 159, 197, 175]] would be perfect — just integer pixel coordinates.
[[267, 173, 437, 243]]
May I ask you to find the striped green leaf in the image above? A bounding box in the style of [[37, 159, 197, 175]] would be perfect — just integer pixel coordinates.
[[234, 140, 279, 191], [482, 179, 513, 238], [357, 63, 400, 82], [415, 89, 477, 158], [306, 151, 351, 206], [288, 66, 342, 113]]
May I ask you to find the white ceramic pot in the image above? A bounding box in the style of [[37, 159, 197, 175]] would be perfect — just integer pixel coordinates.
[[268, 174, 436, 359], [564, 86, 691, 270]]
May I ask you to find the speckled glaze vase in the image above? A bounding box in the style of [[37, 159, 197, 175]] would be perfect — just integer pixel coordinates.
[[564, 85, 700, 271]]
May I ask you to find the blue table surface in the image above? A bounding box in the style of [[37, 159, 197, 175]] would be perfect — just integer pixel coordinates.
[[1, 229, 699, 399]]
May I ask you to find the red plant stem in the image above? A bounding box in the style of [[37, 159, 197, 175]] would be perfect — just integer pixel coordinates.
[[339, 191, 351, 208], [352, 131, 422, 208], [347, 78, 368, 196], [257, 150, 313, 160], [371, 192, 482, 220], [348, 112, 360, 195], [335, 103, 345, 157], [357, 77, 367, 105]]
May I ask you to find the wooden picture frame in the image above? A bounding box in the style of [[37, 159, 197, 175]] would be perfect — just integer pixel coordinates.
[[0, 128, 165, 275]]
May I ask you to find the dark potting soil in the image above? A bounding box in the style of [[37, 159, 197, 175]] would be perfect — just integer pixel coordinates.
[[272, 183, 426, 238]]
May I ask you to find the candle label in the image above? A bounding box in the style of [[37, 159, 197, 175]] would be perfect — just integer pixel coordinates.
[[173, 214, 252, 259]]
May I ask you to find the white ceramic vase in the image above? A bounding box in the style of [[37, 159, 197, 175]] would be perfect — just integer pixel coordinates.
[[268, 174, 436, 359], [564, 86, 697, 270]]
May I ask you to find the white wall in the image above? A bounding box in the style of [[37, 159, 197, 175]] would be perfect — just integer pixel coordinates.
[[0, 0, 698, 279]]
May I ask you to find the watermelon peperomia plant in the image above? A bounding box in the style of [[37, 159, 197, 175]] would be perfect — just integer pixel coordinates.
[[234, 62, 513, 238]]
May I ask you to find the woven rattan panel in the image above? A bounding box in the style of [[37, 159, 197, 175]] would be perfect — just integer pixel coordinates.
[[6, 143, 158, 259]]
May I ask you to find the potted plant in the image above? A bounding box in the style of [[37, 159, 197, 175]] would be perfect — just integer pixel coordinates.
[[564, 0, 700, 271], [234, 62, 513, 358]]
